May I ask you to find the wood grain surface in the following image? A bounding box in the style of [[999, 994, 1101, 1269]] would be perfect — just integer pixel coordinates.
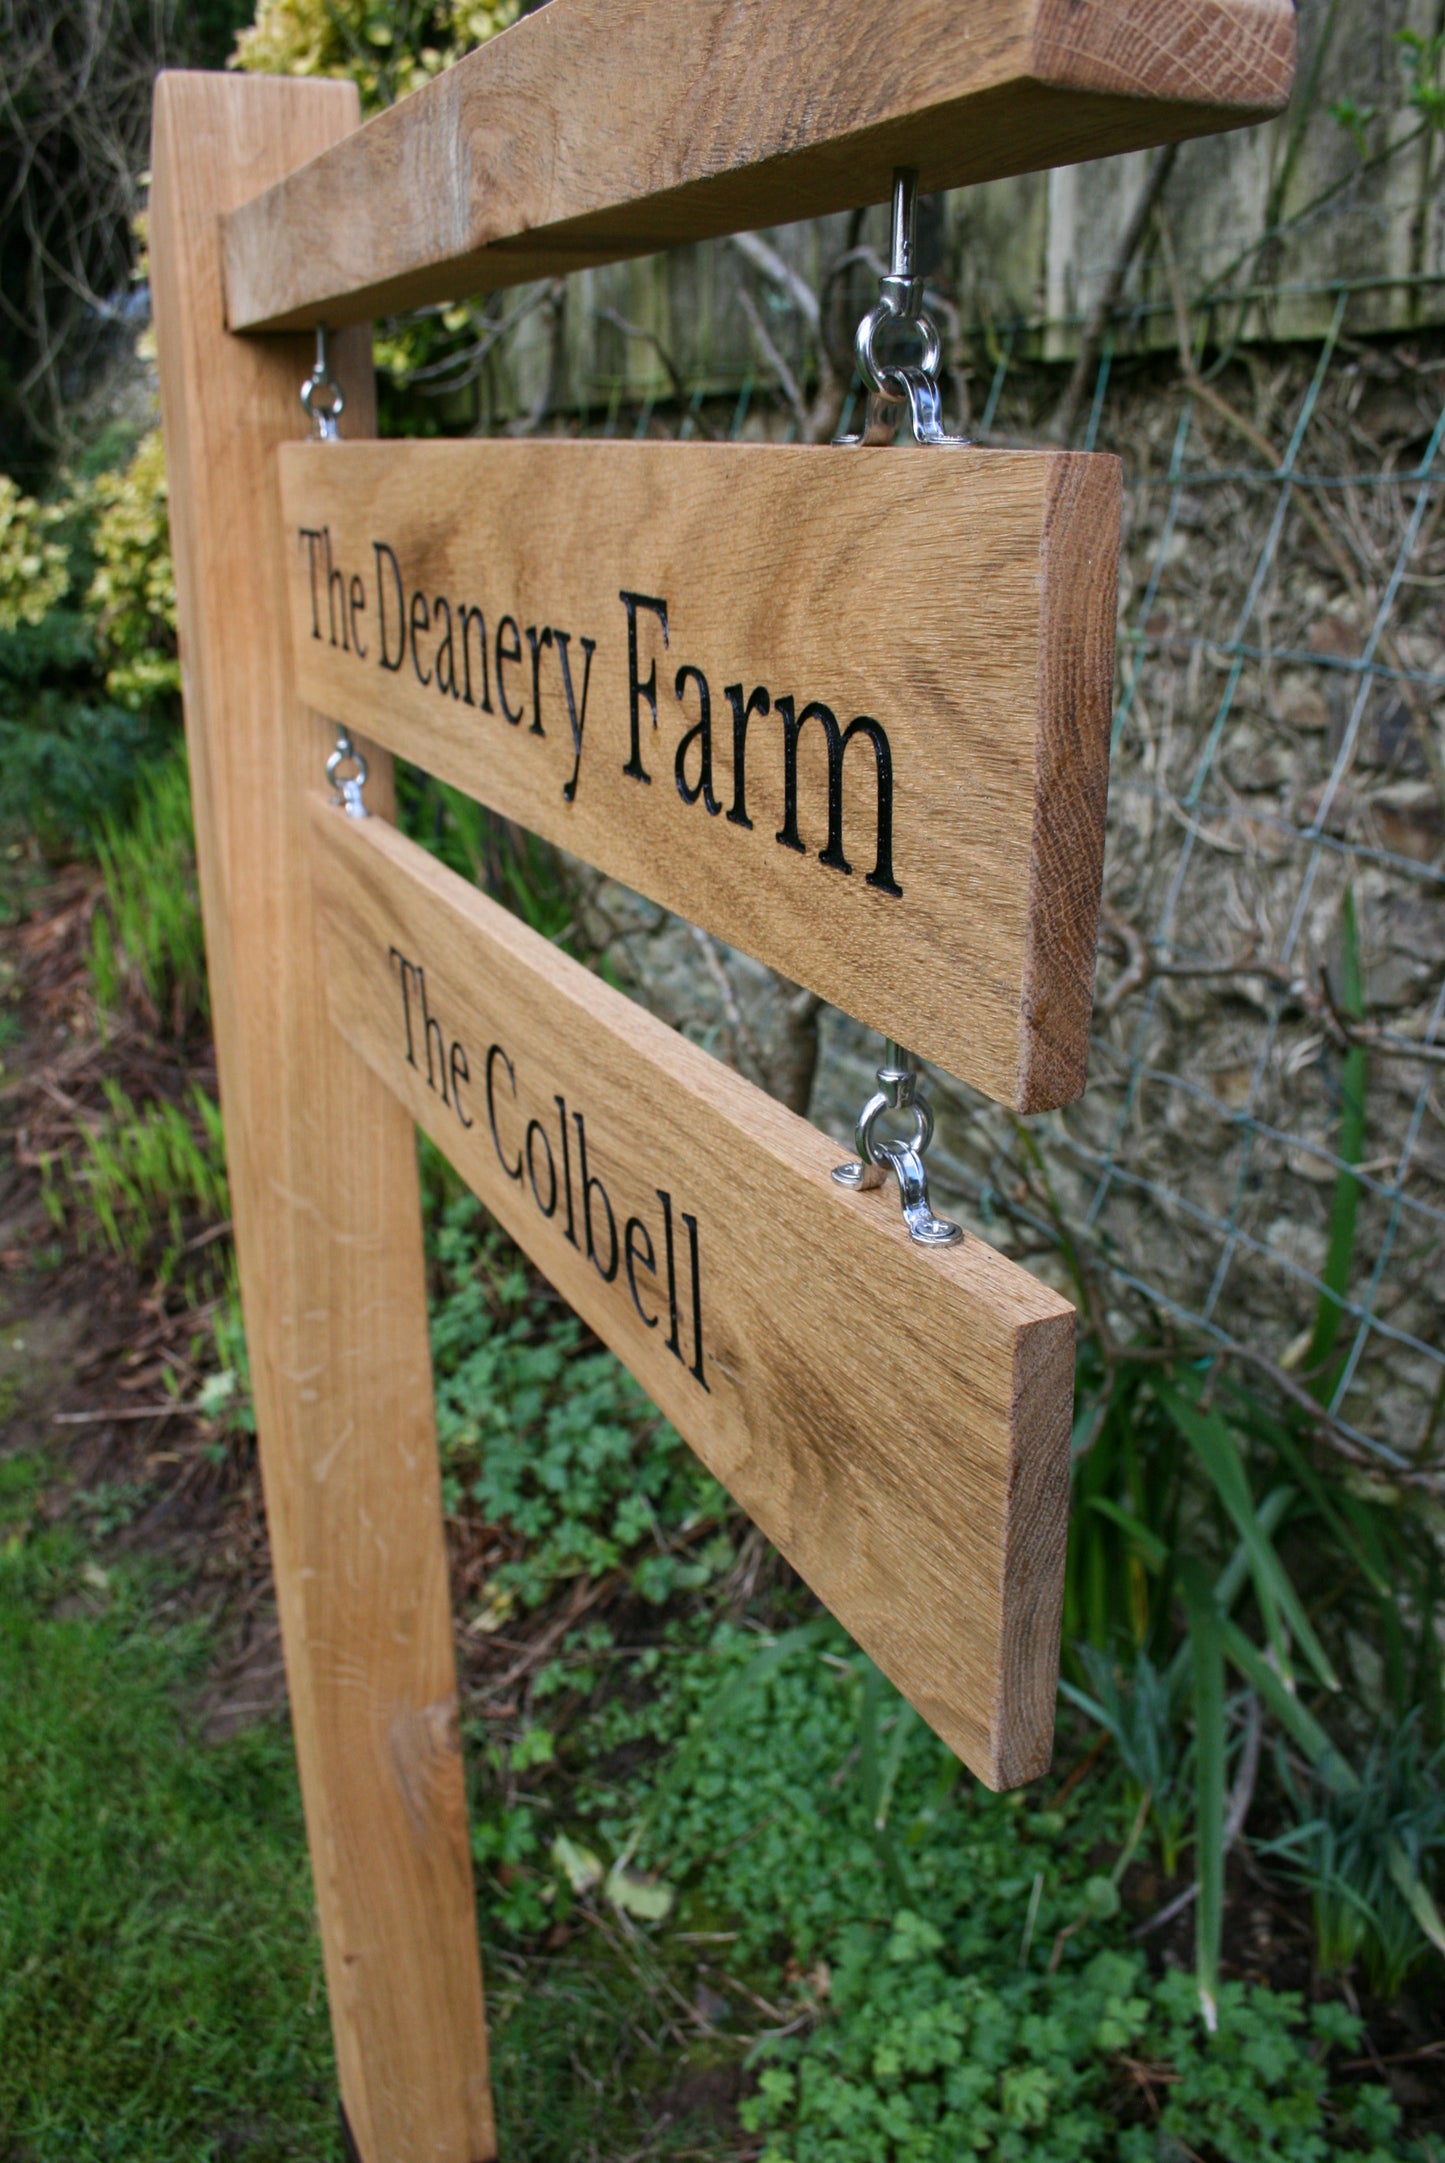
[[151, 74, 495, 2161], [224, 0, 1295, 332], [281, 438, 1121, 1113], [311, 800, 1077, 1789]]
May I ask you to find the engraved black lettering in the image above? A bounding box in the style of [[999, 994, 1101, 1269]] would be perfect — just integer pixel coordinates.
[[574, 1111, 618, 1282], [417, 963, 446, 1101], [496, 614, 524, 724], [526, 1119, 557, 1217], [374, 541, 405, 672], [300, 528, 326, 640], [724, 682, 771, 828], [525, 624, 553, 737], [682, 1210, 708, 1389], [449, 1038, 472, 1129], [409, 589, 432, 687], [433, 596, 457, 699], [674, 663, 720, 815], [776, 696, 901, 895], [624, 1215, 659, 1328], [348, 572, 367, 659], [487, 1045, 521, 1179], [554, 629, 597, 804], [324, 529, 347, 651], [460, 604, 492, 712], [658, 1187, 682, 1363], [620, 591, 668, 784], [556, 1094, 578, 1249], [388, 945, 418, 1069]]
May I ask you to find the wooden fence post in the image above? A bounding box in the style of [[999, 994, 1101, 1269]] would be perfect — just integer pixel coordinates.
[[150, 72, 494, 2162]]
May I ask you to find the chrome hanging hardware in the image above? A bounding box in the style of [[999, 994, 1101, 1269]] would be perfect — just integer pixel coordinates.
[[300, 322, 345, 441], [303, 325, 364, 814], [832, 1043, 962, 1247], [836, 168, 970, 449], [327, 727, 370, 819], [830, 174, 964, 1242]]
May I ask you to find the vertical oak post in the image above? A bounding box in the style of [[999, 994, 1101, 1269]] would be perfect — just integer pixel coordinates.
[[150, 73, 494, 2161]]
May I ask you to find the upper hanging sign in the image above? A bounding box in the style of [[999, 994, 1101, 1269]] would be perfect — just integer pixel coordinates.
[[281, 439, 1120, 1112]]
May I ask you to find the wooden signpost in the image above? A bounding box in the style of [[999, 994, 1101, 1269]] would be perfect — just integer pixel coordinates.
[[150, 4, 1294, 2155]]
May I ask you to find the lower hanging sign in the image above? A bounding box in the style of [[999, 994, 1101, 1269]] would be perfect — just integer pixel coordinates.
[[309, 799, 1075, 1789]]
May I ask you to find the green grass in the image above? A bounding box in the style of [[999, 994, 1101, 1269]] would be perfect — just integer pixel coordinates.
[[89, 743, 207, 1040], [0, 1453, 340, 2162], [53, 1077, 229, 1284]]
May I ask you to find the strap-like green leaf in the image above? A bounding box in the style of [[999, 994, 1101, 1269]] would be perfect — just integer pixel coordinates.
[[1180, 1560, 1226, 2032], [1159, 1385, 1339, 1692]]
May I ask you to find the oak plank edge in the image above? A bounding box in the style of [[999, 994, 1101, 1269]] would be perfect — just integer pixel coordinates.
[[1017, 450, 1121, 1112], [308, 796, 1077, 1788], [219, 0, 1295, 333]]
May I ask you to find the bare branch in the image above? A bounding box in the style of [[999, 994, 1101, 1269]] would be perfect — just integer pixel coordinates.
[[1049, 142, 1179, 446], [730, 230, 821, 335], [737, 285, 809, 437]]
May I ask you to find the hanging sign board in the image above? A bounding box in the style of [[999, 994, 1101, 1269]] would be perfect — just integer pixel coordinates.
[[282, 439, 1120, 1114], [309, 798, 1075, 1790]]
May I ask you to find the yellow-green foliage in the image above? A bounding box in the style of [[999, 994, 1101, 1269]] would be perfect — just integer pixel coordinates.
[[86, 429, 179, 711], [233, 0, 519, 112], [0, 476, 68, 634]]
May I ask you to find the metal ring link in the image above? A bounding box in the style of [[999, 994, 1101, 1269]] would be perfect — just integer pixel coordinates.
[[300, 323, 344, 442], [855, 1087, 934, 1167], [326, 731, 370, 819], [854, 298, 943, 395]]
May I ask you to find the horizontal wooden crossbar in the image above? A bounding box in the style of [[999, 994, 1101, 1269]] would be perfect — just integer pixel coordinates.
[[280, 437, 1120, 1113], [222, 0, 1295, 333], [311, 797, 1076, 1788]]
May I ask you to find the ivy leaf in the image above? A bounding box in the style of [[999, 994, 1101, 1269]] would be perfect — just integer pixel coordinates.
[[605, 1860, 675, 1923], [550, 1833, 603, 1897]]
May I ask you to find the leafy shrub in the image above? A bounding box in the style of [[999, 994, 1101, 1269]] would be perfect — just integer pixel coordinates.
[[233, 0, 520, 111], [0, 475, 68, 630], [0, 618, 165, 851], [429, 1188, 732, 1609], [86, 429, 179, 711], [0, 441, 176, 850]]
